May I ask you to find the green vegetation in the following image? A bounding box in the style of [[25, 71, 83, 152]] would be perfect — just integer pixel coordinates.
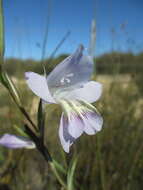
[[0, 52, 143, 190], [4, 51, 143, 76]]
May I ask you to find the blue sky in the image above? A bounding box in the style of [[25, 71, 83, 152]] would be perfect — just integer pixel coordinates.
[[3, 0, 143, 60]]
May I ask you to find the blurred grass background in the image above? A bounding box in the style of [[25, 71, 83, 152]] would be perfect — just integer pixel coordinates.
[[1, 0, 143, 189], [0, 51, 143, 190]]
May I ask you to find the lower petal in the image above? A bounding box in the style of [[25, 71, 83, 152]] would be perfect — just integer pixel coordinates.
[[68, 113, 84, 139], [83, 110, 103, 135], [59, 113, 75, 153], [59, 100, 103, 152]]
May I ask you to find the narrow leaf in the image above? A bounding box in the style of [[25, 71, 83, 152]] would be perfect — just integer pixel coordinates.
[[37, 99, 45, 140], [13, 125, 29, 137], [53, 159, 67, 175], [4, 72, 21, 105]]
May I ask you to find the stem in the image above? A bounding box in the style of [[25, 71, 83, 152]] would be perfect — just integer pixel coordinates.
[[0, 1, 67, 189], [40, 0, 52, 74], [0, 0, 37, 133], [50, 162, 67, 190], [0, 70, 38, 133], [24, 124, 52, 162], [97, 135, 106, 190], [37, 99, 45, 142], [4, 82, 38, 133], [25, 125, 67, 189], [19, 106, 38, 132], [48, 31, 70, 61]]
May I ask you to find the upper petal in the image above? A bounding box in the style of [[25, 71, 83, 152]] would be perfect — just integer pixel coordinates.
[[58, 81, 102, 103], [47, 45, 93, 94], [0, 134, 36, 149], [25, 72, 56, 103]]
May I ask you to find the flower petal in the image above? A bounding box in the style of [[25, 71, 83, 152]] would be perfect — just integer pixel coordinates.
[[0, 134, 36, 149], [61, 100, 103, 135], [59, 113, 76, 153], [83, 110, 103, 135], [59, 100, 103, 152], [68, 113, 84, 139], [47, 45, 93, 94], [58, 81, 102, 103], [25, 72, 55, 103]]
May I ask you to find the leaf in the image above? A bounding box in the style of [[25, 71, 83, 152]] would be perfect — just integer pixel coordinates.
[[37, 99, 45, 140], [4, 72, 21, 104], [0, 72, 8, 86], [24, 124, 52, 162], [0, 72, 21, 105], [13, 125, 28, 137]]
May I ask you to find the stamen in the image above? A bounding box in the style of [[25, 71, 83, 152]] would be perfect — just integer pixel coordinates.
[[60, 73, 74, 86]]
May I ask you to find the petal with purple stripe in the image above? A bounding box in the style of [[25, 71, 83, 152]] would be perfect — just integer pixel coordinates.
[[59, 100, 103, 152], [68, 113, 84, 138], [47, 45, 93, 94], [59, 113, 77, 153], [83, 110, 103, 135]]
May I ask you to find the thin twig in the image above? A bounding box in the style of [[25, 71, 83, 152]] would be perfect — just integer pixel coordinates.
[[49, 30, 70, 61], [41, 0, 52, 74]]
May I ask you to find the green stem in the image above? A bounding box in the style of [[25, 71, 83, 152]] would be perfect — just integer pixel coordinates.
[[97, 135, 106, 190], [25, 105, 67, 189], [0, 3, 66, 188], [50, 162, 67, 190], [3, 79, 38, 133], [19, 106, 38, 132]]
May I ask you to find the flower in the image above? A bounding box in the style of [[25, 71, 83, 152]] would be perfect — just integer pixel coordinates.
[[25, 45, 103, 153], [0, 134, 35, 149]]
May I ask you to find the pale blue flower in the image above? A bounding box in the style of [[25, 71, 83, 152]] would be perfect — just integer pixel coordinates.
[[24, 45, 103, 153]]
